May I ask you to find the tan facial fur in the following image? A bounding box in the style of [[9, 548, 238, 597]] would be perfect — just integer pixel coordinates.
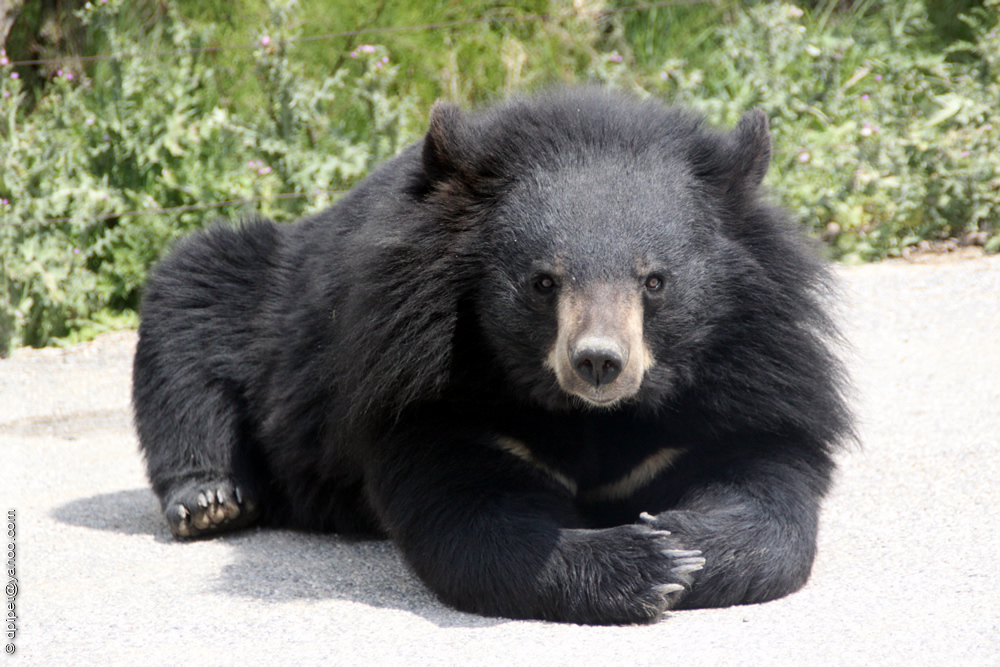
[[545, 283, 654, 408]]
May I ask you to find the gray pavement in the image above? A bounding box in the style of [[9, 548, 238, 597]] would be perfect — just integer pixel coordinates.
[[2, 254, 999, 665]]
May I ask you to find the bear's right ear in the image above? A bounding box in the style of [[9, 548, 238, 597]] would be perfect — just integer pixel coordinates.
[[422, 101, 471, 183]]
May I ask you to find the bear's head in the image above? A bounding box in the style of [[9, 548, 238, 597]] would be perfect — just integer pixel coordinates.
[[421, 90, 783, 413]]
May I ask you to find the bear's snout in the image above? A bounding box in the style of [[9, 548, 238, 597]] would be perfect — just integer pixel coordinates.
[[547, 283, 653, 407], [571, 337, 627, 388]]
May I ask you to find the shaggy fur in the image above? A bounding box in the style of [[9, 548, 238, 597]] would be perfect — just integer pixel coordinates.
[[133, 89, 853, 625]]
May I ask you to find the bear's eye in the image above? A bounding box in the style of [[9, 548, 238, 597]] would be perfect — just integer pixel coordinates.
[[644, 275, 664, 292], [533, 274, 558, 294]]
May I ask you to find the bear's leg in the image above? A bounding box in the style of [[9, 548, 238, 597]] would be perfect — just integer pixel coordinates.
[[366, 425, 705, 624], [133, 342, 262, 539], [640, 452, 830, 609]]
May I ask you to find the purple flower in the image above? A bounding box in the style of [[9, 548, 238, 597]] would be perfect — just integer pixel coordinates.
[[66, 73, 74, 81], [2, 91, 9, 98], [961, 150, 971, 157], [0, 57, 8, 66], [1, 198, 8, 206], [860, 122, 879, 137], [73, 247, 81, 254], [609, 52, 623, 63], [10, 72, 19, 80], [861, 93, 869, 101], [361, 44, 376, 54], [261, 36, 271, 47], [874, 74, 883, 81], [349, 51, 357, 58], [381, 56, 389, 64]]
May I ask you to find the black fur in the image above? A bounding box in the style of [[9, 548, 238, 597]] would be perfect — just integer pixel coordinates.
[[133, 89, 853, 624]]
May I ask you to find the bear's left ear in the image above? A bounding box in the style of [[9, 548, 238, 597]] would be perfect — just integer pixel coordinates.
[[730, 109, 772, 188], [691, 109, 772, 192]]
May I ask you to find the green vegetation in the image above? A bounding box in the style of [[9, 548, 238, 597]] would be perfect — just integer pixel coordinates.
[[1, 0, 999, 353]]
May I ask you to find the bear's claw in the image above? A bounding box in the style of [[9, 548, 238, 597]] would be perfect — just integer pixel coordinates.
[[166, 479, 259, 539]]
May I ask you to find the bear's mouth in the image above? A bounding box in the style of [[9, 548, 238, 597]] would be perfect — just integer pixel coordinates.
[[572, 391, 630, 409], [557, 373, 645, 409]]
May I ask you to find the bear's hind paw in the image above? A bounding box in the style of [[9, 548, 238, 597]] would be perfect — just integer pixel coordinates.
[[166, 479, 259, 539]]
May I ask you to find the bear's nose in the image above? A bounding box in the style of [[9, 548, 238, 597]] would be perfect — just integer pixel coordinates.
[[571, 341, 626, 387]]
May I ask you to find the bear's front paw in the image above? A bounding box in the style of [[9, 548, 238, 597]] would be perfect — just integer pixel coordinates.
[[630, 522, 705, 619], [637, 511, 705, 602], [561, 522, 704, 624], [164, 479, 260, 539]]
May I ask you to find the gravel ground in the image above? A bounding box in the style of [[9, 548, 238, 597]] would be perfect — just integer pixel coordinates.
[[2, 254, 999, 665]]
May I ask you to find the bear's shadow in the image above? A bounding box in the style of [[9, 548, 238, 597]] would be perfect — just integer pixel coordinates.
[[53, 489, 507, 628]]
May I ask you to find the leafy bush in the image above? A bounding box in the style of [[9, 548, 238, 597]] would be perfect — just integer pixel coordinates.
[[645, 1, 1000, 262], [1, 0, 420, 352]]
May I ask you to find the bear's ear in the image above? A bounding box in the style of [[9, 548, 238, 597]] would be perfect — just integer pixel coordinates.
[[730, 108, 772, 188], [422, 101, 471, 183], [691, 109, 772, 192]]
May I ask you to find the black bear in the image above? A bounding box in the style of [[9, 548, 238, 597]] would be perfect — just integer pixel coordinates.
[[133, 89, 853, 625]]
